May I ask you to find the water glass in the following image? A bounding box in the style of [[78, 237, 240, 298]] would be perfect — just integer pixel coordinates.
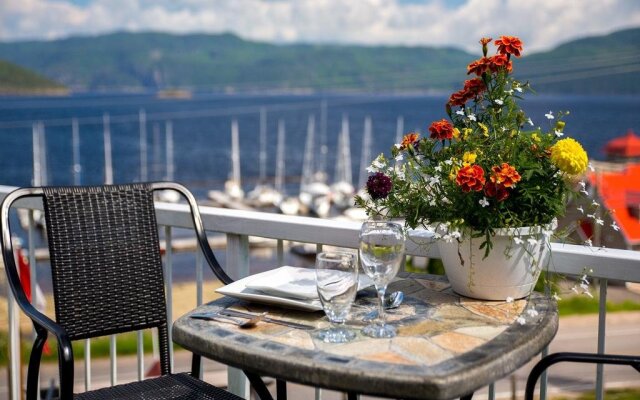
[[359, 221, 405, 338], [315, 251, 358, 343]]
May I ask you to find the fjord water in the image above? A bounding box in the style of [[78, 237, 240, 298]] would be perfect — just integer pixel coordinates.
[[0, 93, 638, 197]]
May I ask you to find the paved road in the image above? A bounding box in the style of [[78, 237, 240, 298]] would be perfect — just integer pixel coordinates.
[[2, 311, 639, 399]]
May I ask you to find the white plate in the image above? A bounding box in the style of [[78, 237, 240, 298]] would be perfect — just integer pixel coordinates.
[[216, 266, 373, 311]]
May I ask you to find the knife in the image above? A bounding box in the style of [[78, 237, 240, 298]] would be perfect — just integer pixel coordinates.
[[219, 309, 316, 330]]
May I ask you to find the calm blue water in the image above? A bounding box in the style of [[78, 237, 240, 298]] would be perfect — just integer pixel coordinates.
[[1, 92, 638, 198]]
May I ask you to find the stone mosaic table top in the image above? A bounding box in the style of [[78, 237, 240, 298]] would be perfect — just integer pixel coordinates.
[[173, 273, 558, 400]]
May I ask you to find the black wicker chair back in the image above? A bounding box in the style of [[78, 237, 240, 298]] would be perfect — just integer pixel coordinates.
[[1, 182, 244, 400], [42, 184, 168, 341]]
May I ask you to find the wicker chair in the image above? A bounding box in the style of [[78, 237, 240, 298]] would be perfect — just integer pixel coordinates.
[[1, 182, 242, 400]]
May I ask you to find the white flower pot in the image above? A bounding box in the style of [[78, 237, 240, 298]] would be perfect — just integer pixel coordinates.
[[437, 224, 554, 300]]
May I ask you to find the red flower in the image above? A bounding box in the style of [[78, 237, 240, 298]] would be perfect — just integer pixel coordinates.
[[494, 35, 523, 58], [488, 54, 513, 73], [491, 163, 521, 188], [428, 119, 455, 140], [467, 57, 491, 76], [448, 89, 471, 107], [400, 132, 420, 150], [366, 172, 393, 200], [463, 78, 486, 96], [483, 181, 510, 201], [456, 164, 486, 192]]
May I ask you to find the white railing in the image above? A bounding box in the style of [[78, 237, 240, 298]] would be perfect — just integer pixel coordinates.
[[1, 184, 640, 400]]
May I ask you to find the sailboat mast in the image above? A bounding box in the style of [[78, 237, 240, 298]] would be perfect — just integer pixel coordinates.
[[103, 113, 113, 185], [301, 114, 315, 193], [275, 119, 285, 194], [395, 115, 404, 144], [358, 116, 373, 190], [72, 118, 81, 185], [334, 114, 352, 185], [165, 120, 174, 181], [32, 123, 42, 187], [231, 119, 241, 184], [259, 107, 267, 183], [139, 109, 148, 182]]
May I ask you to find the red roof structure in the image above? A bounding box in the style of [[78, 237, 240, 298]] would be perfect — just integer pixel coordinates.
[[589, 163, 640, 246], [604, 129, 640, 159]]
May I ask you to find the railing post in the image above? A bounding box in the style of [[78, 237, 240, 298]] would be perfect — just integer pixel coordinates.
[[595, 279, 608, 400], [164, 226, 174, 372], [226, 233, 251, 397], [7, 288, 21, 400]]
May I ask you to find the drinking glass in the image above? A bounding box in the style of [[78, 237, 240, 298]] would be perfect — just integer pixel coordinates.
[[315, 251, 358, 343], [359, 221, 405, 338]]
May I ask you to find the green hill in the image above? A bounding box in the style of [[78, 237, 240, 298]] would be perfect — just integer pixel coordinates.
[[0, 59, 67, 94], [0, 28, 638, 94]]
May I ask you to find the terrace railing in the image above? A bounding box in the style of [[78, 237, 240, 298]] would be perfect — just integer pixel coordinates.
[[1, 184, 639, 400]]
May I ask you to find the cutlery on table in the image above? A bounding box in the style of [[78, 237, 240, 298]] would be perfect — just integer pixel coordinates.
[[218, 309, 316, 330], [190, 312, 267, 328]]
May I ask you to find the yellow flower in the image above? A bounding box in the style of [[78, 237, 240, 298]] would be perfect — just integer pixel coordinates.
[[463, 151, 477, 164], [452, 128, 460, 139], [449, 165, 460, 181], [531, 133, 541, 143], [478, 122, 489, 137], [550, 138, 588, 175], [462, 128, 473, 139]]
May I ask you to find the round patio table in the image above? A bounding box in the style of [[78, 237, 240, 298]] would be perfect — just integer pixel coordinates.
[[172, 273, 558, 400]]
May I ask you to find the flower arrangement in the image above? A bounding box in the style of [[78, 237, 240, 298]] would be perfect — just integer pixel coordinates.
[[356, 35, 589, 257]]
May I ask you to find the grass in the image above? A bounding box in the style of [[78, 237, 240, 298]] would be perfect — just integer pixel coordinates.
[[552, 388, 640, 400]]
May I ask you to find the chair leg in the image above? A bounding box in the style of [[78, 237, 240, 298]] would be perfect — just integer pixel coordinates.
[[26, 326, 47, 400], [276, 379, 287, 400], [191, 354, 202, 379], [244, 371, 275, 400]]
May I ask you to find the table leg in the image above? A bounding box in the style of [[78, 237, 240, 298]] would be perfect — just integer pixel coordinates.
[[243, 370, 275, 400], [276, 379, 287, 400]]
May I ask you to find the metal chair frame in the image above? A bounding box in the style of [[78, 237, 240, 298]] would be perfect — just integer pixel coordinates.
[[1, 182, 240, 400]]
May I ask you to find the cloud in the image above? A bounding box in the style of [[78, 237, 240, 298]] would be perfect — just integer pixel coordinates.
[[1, 0, 640, 52]]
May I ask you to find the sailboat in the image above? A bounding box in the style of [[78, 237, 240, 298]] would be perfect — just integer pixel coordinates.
[[158, 120, 181, 203], [247, 108, 283, 209], [274, 120, 302, 215], [330, 114, 355, 210], [341, 116, 373, 221], [19, 122, 47, 229], [298, 114, 331, 218]]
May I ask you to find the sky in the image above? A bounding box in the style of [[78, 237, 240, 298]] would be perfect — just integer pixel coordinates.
[[2, 0, 640, 53]]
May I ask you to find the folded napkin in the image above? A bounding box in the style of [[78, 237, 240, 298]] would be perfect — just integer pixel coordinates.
[[245, 266, 373, 300]]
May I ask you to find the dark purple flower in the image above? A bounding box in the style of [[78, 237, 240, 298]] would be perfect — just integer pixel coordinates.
[[366, 172, 392, 200]]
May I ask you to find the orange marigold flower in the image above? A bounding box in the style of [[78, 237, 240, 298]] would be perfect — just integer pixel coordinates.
[[479, 37, 492, 46], [456, 164, 486, 192], [428, 119, 456, 140], [483, 181, 510, 201], [463, 78, 486, 96], [467, 57, 491, 76], [494, 35, 523, 58], [448, 89, 471, 107], [400, 132, 420, 149], [488, 54, 513, 73], [490, 163, 521, 188]]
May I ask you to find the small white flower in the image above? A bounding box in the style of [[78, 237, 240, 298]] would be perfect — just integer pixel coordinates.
[[506, 296, 514, 303], [395, 154, 404, 162], [526, 309, 539, 318], [586, 213, 595, 219], [495, 99, 504, 105], [443, 234, 453, 243], [595, 218, 604, 226], [396, 171, 405, 181], [552, 292, 561, 301], [441, 197, 451, 204], [580, 189, 589, 196], [578, 181, 586, 189], [571, 286, 580, 294], [588, 162, 595, 172], [479, 197, 490, 207], [516, 316, 526, 325], [513, 237, 524, 245], [450, 230, 461, 239], [456, 110, 465, 116], [527, 118, 534, 126], [467, 113, 477, 122], [527, 237, 539, 246], [444, 159, 453, 165], [433, 232, 442, 239], [366, 165, 378, 173], [580, 283, 589, 291], [394, 143, 402, 149], [554, 130, 564, 137], [545, 111, 554, 120], [591, 200, 599, 207], [434, 165, 443, 172], [504, 89, 514, 95], [429, 199, 436, 206], [429, 176, 440, 185], [611, 221, 620, 231], [585, 239, 593, 247], [584, 291, 594, 298], [577, 206, 584, 214], [515, 86, 523, 93]]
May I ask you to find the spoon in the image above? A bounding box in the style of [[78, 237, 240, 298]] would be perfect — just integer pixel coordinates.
[[191, 312, 267, 329], [362, 291, 404, 322]]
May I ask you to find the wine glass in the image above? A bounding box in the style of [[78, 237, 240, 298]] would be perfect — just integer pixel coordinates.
[[359, 221, 405, 338], [315, 251, 359, 343]]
